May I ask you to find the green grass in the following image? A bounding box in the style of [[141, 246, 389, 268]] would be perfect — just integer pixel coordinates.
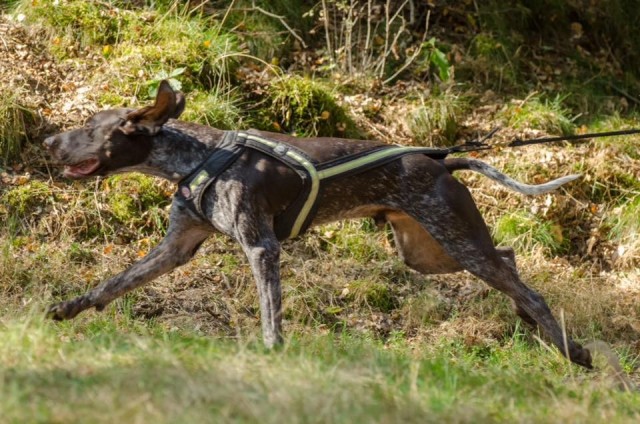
[[1, 308, 639, 423], [493, 210, 567, 256], [180, 89, 243, 129], [408, 90, 467, 146], [499, 93, 575, 135]]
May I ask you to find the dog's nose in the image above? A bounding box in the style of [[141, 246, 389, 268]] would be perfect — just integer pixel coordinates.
[[43, 136, 59, 150]]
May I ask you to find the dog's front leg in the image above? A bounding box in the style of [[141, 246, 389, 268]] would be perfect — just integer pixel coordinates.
[[238, 227, 283, 348], [48, 211, 212, 321]]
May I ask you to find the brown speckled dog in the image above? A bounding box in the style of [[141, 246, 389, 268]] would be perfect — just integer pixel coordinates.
[[43, 81, 592, 368]]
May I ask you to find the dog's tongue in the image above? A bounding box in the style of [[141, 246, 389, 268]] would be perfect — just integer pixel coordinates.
[[64, 159, 100, 178]]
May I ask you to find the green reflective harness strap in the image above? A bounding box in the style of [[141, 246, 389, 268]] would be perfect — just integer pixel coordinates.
[[317, 146, 429, 180]]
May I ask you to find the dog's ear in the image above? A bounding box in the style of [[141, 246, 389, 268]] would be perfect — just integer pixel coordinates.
[[121, 80, 184, 135]]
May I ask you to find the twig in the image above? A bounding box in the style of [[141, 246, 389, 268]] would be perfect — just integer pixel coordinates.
[[249, 3, 307, 49], [383, 10, 430, 85], [321, 0, 333, 65]]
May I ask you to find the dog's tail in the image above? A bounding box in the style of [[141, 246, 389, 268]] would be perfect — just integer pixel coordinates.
[[443, 158, 581, 195]]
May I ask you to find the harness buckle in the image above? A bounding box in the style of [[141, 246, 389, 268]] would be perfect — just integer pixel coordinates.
[[274, 144, 289, 156]]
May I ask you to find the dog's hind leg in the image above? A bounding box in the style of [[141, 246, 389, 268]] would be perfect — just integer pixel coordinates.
[[401, 172, 592, 368], [495, 246, 539, 328], [386, 210, 463, 274], [388, 212, 541, 328]]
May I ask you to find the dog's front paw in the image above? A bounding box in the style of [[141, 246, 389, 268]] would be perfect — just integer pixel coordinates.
[[46, 297, 89, 321]]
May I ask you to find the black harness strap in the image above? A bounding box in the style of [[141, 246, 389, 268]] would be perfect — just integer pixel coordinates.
[[177, 131, 245, 218]]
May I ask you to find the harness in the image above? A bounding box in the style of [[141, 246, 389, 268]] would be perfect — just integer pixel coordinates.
[[176, 131, 450, 240]]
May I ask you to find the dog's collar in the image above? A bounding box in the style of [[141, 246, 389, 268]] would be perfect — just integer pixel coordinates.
[[176, 131, 451, 240]]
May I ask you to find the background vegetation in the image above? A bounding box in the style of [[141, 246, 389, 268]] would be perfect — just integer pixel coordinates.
[[1, 0, 639, 421]]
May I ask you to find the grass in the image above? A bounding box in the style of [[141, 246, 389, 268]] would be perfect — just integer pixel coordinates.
[[18, 0, 242, 105], [180, 89, 244, 129], [0, 85, 31, 165], [499, 93, 575, 135], [408, 90, 467, 146], [1, 308, 639, 423], [493, 210, 566, 256]]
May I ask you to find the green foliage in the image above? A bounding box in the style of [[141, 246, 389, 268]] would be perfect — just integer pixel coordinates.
[[493, 210, 566, 255], [463, 32, 518, 91], [408, 91, 467, 146], [263, 75, 359, 137], [19, 0, 241, 100], [146, 68, 185, 98], [22, 0, 141, 50], [422, 38, 452, 82], [222, 0, 313, 60]]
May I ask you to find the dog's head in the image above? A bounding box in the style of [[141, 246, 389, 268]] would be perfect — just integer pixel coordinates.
[[44, 80, 185, 178]]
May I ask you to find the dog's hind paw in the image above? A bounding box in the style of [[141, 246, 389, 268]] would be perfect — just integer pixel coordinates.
[[570, 344, 593, 370]]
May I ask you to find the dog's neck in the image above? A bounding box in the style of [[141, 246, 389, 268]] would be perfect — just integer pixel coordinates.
[[129, 123, 226, 182]]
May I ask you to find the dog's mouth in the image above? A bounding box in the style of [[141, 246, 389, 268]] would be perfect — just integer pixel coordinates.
[[63, 158, 101, 178]]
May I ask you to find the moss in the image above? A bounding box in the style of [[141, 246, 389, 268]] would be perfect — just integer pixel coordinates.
[[261, 75, 359, 138], [1, 181, 55, 219], [102, 174, 170, 227]]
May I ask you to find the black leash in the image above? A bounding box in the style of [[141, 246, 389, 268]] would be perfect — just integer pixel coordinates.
[[509, 128, 640, 147], [446, 127, 640, 154]]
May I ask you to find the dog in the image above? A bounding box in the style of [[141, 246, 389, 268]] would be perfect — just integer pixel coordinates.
[[43, 81, 592, 368]]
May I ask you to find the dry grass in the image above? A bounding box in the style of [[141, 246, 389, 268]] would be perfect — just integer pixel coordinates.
[[0, 84, 31, 164]]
